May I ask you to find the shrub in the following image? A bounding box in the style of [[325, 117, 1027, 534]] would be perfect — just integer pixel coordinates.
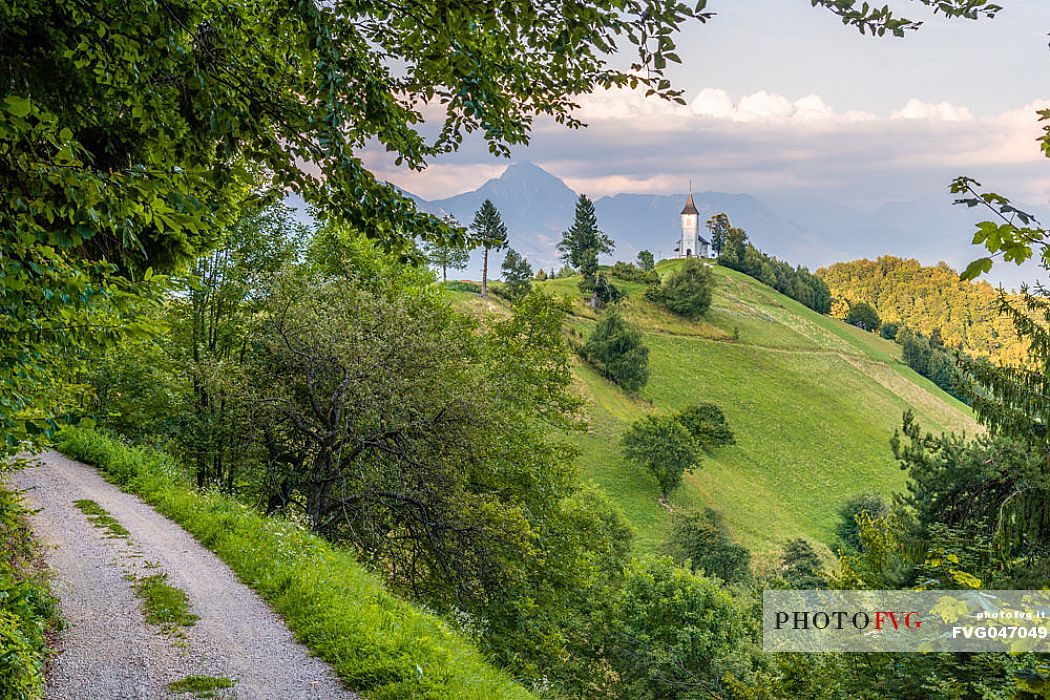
[[657, 259, 714, 319], [442, 280, 482, 294], [880, 322, 899, 340], [780, 539, 825, 589], [845, 302, 881, 332], [581, 308, 649, 392], [836, 493, 888, 551], [0, 475, 55, 700], [675, 402, 735, 448], [606, 556, 753, 699], [665, 510, 751, 585], [609, 261, 659, 285]]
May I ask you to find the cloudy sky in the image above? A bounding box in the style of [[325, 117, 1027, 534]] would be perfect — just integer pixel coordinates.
[[365, 0, 1050, 215]]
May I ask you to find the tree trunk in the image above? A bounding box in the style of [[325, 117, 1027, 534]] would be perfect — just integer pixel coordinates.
[[590, 286, 598, 311], [442, 263, 448, 282], [481, 247, 489, 298]]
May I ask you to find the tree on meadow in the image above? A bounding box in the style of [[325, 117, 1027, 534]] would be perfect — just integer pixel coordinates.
[[657, 258, 715, 319], [558, 194, 615, 309], [781, 539, 826, 589], [706, 213, 731, 257], [581, 307, 649, 392], [637, 250, 656, 272], [675, 402, 735, 448], [621, 414, 701, 504], [500, 248, 533, 300], [846, 301, 881, 332], [471, 200, 508, 298]]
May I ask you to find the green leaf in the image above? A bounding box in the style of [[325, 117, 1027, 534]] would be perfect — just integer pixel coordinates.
[[960, 257, 993, 281]]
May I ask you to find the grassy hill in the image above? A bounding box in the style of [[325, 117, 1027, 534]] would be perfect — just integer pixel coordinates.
[[451, 261, 978, 561]]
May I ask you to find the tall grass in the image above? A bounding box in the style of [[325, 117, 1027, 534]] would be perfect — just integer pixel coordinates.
[[0, 466, 56, 700], [57, 427, 532, 700]]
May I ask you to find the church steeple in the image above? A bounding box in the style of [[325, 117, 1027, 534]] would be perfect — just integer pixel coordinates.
[[681, 183, 698, 215]]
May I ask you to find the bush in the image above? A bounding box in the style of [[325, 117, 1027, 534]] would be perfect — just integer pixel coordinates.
[[581, 307, 649, 392], [657, 259, 714, 319], [609, 261, 659, 285], [442, 280, 481, 294], [880, 322, 899, 340], [57, 427, 532, 700], [0, 476, 55, 700], [665, 510, 751, 585], [675, 402, 735, 448], [845, 302, 881, 332], [836, 493, 888, 551], [780, 539, 825, 589], [606, 556, 753, 699]]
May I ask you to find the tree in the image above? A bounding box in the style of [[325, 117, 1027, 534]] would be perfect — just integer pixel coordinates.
[[581, 308, 649, 392], [500, 248, 533, 300], [675, 402, 735, 448], [666, 510, 752, 584], [621, 414, 701, 503], [657, 258, 715, 319], [637, 250, 655, 272], [606, 556, 752, 700], [835, 493, 888, 551], [706, 213, 731, 257], [780, 539, 826, 589], [470, 200, 509, 298], [880, 322, 899, 340], [425, 217, 470, 282], [4, 0, 727, 453], [718, 226, 749, 269], [845, 301, 881, 331], [558, 194, 614, 309]]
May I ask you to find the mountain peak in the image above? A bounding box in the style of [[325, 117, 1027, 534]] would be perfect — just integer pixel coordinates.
[[498, 160, 565, 185]]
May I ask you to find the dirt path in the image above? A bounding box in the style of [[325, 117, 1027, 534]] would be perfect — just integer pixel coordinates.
[[9, 451, 356, 700]]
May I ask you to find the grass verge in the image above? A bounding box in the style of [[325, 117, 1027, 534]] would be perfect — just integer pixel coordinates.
[[0, 462, 58, 700], [56, 427, 532, 700]]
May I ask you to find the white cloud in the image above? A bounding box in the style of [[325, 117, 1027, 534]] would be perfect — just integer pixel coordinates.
[[891, 98, 975, 122]]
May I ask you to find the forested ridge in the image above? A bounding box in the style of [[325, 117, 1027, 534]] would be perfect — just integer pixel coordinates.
[[818, 256, 1028, 365]]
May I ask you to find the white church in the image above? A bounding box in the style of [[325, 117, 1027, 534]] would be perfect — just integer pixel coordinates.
[[672, 189, 710, 259]]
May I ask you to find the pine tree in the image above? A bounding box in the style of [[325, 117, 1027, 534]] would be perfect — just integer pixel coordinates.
[[470, 199, 508, 298], [558, 194, 614, 309], [500, 248, 533, 300]]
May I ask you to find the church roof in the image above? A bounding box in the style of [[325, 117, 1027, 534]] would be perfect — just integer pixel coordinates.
[[681, 192, 698, 215]]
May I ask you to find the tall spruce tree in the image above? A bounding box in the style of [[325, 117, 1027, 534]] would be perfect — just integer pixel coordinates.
[[558, 194, 614, 309], [470, 200, 508, 298]]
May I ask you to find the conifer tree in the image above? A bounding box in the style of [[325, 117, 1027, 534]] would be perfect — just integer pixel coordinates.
[[500, 248, 533, 300], [558, 194, 614, 309], [470, 200, 508, 298]]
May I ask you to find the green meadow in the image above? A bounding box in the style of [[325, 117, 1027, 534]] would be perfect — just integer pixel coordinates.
[[460, 261, 977, 560]]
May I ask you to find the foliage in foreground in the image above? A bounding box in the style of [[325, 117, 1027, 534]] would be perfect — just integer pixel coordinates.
[[0, 470, 56, 700], [56, 427, 532, 700]]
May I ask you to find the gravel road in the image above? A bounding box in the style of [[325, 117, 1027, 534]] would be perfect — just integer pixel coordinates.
[[9, 451, 357, 700]]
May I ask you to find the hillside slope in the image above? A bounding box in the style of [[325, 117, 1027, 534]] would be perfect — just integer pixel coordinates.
[[455, 262, 978, 559]]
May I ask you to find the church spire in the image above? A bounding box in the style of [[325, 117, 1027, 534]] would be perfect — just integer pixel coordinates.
[[681, 183, 698, 215]]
